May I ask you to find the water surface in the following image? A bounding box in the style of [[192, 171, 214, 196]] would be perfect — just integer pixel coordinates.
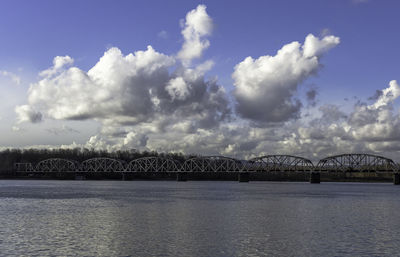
[[0, 180, 399, 256]]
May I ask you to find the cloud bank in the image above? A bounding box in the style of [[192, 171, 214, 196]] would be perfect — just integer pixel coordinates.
[[14, 5, 400, 161]]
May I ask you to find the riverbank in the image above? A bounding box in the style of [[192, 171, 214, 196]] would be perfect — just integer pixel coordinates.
[[0, 171, 395, 183]]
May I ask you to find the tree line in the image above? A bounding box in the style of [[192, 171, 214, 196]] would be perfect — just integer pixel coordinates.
[[0, 148, 196, 172]]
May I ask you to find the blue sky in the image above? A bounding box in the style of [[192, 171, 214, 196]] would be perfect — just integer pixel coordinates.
[[0, 0, 399, 160]]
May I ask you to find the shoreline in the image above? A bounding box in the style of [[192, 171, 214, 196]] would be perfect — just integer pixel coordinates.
[[0, 171, 395, 183]]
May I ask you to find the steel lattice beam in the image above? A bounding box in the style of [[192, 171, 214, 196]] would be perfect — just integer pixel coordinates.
[[181, 156, 244, 172], [35, 158, 79, 172], [80, 158, 126, 172], [126, 157, 181, 172], [248, 155, 314, 172], [316, 153, 397, 172]]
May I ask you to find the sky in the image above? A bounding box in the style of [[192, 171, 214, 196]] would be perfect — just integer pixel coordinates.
[[0, 0, 400, 161]]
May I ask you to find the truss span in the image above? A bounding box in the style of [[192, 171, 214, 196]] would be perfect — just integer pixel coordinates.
[[35, 158, 79, 172], [248, 155, 314, 172], [126, 157, 181, 172], [80, 158, 126, 172], [14, 162, 34, 172], [316, 154, 397, 172], [182, 156, 244, 172]]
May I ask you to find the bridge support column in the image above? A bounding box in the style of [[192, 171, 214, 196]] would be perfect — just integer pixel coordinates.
[[176, 172, 188, 182], [394, 173, 400, 185], [75, 173, 86, 180], [238, 172, 250, 182], [121, 173, 126, 181], [310, 172, 320, 184]]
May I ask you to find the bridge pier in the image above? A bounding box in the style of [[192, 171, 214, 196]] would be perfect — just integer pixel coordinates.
[[394, 173, 400, 185], [176, 172, 188, 182], [238, 172, 250, 182], [74, 173, 86, 180], [310, 172, 320, 184]]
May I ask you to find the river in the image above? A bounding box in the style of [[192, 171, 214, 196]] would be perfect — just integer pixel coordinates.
[[0, 180, 399, 256]]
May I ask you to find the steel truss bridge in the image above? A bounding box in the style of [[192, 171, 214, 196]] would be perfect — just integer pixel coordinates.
[[248, 155, 314, 172], [316, 154, 397, 172], [14, 154, 399, 173]]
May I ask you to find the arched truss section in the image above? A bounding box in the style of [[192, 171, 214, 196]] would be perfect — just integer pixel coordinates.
[[316, 154, 397, 172], [248, 155, 314, 172], [35, 158, 79, 172], [182, 156, 244, 172], [126, 157, 181, 172], [80, 158, 126, 172]]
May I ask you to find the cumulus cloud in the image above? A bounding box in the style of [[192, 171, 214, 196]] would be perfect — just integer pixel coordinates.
[[39, 55, 74, 77], [16, 4, 400, 161], [372, 80, 400, 108], [123, 131, 149, 148], [166, 77, 191, 100], [294, 80, 400, 157], [15, 105, 42, 123], [30, 79, 400, 161], [19, 45, 229, 130], [232, 34, 340, 123], [16, 5, 230, 153], [348, 80, 400, 142], [177, 4, 213, 66]]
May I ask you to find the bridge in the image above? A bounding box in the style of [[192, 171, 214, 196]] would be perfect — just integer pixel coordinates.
[[247, 155, 314, 172], [14, 155, 314, 173], [14, 154, 399, 172], [14, 153, 398, 173], [11, 153, 400, 184], [316, 154, 398, 172]]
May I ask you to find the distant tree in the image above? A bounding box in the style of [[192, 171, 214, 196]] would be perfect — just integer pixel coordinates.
[[0, 148, 192, 173]]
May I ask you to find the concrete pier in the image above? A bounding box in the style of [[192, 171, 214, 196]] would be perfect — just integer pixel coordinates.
[[310, 172, 320, 184], [74, 174, 86, 180], [238, 172, 250, 182], [176, 172, 188, 182], [394, 173, 400, 185]]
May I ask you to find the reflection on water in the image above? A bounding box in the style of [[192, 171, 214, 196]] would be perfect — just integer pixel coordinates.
[[0, 180, 399, 256]]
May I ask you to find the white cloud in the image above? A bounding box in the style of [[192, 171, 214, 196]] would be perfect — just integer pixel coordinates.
[[16, 5, 230, 153], [177, 4, 213, 66], [123, 131, 148, 148], [166, 77, 191, 100], [158, 30, 168, 39], [14, 4, 400, 162], [19, 79, 400, 161], [0, 70, 21, 85], [232, 34, 340, 123], [15, 105, 42, 123], [22, 45, 230, 130], [303, 34, 340, 58], [372, 80, 400, 108], [22, 46, 175, 122], [39, 55, 74, 77]]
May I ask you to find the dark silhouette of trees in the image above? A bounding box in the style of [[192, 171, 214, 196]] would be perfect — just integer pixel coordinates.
[[0, 148, 196, 172]]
